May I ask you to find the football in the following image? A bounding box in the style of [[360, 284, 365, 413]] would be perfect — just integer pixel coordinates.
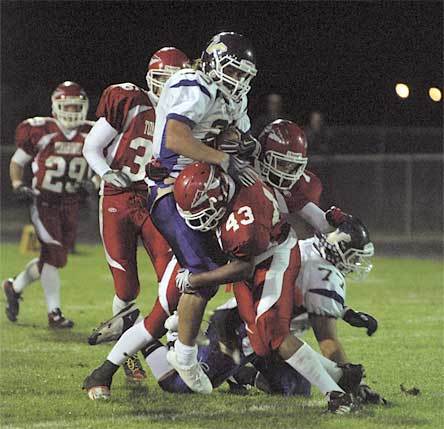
[[215, 126, 243, 151]]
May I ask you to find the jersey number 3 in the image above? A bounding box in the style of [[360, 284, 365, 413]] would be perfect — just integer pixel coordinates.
[[225, 206, 254, 232]]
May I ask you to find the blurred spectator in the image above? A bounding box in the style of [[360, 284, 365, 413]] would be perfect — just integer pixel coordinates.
[[252, 93, 291, 136], [304, 111, 330, 154]]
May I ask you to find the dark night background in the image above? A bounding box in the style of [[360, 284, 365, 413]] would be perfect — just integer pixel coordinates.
[[1, 0, 443, 143]]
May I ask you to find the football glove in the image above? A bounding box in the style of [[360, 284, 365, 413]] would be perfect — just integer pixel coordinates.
[[146, 159, 170, 181], [102, 170, 132, 188], [342, 308, 378, 336], [221, 155, 258, 187], [325, 206, 351, 227], [13, 185, 36, 203], [218, 132, 260, 159], [175, 268, 195, 294], [357, 384, 387, 405]]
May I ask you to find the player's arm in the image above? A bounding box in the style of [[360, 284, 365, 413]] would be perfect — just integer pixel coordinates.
[[166, 119, 228, 166], [297, 203, 350, 233], [309, 314, 348, 364], [10, 122, 38, 200], [83, 118, 118, 178], [176, 258, 254, 293]]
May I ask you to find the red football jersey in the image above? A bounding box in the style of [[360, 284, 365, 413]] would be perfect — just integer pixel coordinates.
[[273, 170, 322, 215], [15, 116, 94, 202], [96, 83, 156, 194], [220, 180, 289, 260]]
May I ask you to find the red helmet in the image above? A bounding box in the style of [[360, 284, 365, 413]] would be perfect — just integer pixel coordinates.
[[258, 119, 308, 191], [146, 47, 190, 101], [51, 81, 89, 129], [174, 162, 230, 232]]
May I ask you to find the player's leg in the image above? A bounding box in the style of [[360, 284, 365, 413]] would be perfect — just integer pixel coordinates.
[[149, 192, 225, 394], [30, 199, 73, 328], [99, 194, 141, 314], [98, 194, 147, 381], [3, 257, 40, 322]]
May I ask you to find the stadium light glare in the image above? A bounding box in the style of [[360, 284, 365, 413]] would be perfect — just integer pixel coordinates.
[[395, 83, 409, 99], [429, 87, 442, 102]]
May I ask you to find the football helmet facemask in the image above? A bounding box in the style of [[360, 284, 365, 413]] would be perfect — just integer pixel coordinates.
[[146, 47, 190, 102], [316, 217, 374, 279], [51, 81, 89, 129], [201, 32, 257, 102], [259, 120, 308, 191], [174, 162, 231, 232]]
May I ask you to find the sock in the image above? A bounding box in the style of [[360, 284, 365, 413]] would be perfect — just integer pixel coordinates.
[[285, 343, 344, 395], [13, 258, 40, 294], [175, 339, 198, 367], [143, 343, 173, 381], [40, 263, 61, 313], [107, 321, 153, 366], [316, 353, 343, 382], [112, 294, 132, 316]]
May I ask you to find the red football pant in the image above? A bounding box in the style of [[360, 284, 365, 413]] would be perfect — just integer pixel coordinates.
[[234, 234, 301, 357], [30, 198, 79, 269], [143, 256, 181, 338], [99, 191, 172, 302]]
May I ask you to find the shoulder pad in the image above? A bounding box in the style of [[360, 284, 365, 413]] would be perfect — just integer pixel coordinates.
[[25, 116, 50, 127]]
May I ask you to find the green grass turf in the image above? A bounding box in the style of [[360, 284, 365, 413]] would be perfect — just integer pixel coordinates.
[[0, 243, 443, 429]]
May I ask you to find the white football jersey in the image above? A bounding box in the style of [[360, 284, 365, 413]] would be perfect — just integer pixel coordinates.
[[296, 237, 346, 318], [152, 68, 250, 179]]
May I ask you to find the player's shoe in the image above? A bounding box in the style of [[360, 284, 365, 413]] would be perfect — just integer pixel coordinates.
[[327, 391, 356, 414], [166, 348, 213, 394], [83, 361, 117, 400], [3, 279, 21, 322], [48, 308, 74, 329], [88, 303, 140, 345], [337, 363, 365, 395], [122, 354, 147, 383]]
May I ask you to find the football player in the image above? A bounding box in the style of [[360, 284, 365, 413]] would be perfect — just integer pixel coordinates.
[[145, 32, 259, 393], [172, 162, 361, 413], [82, 47, 190, 380], [216, 219, 381, 403], [3, 81, 95, 328]]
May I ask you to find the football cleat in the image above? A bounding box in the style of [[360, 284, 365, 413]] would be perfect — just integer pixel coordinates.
[[3, 279, 21, 322], [83, 361, 117, 400], [337, 363, 365, 395], [327, 391, 356, 414], [48, 308, 74, 329], [122, 354, 146, 383], [166, 348, 213, 394], [88, 303, 140, 345]]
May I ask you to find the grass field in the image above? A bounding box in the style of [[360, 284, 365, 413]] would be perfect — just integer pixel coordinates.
[[0, 243, 443, 429]]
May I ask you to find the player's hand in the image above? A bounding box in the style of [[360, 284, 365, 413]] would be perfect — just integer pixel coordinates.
[[218, 131, 260, 159], [238, 133, 260, 159], [221, 155, 259, 187], [13, 185, 36, 203], [146, 159, 169, 181], [356, 384, 387, 405], [342, 308, 378, 336], [175, 268, 195, 294], [102, 170, 132, 188], [325, 206, 351, 227]]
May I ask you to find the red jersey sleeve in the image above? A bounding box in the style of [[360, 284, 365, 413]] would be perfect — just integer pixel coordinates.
[[286, 171, 323, 212], [96, 83, 146, 133], [15, 119, 41, 157]]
